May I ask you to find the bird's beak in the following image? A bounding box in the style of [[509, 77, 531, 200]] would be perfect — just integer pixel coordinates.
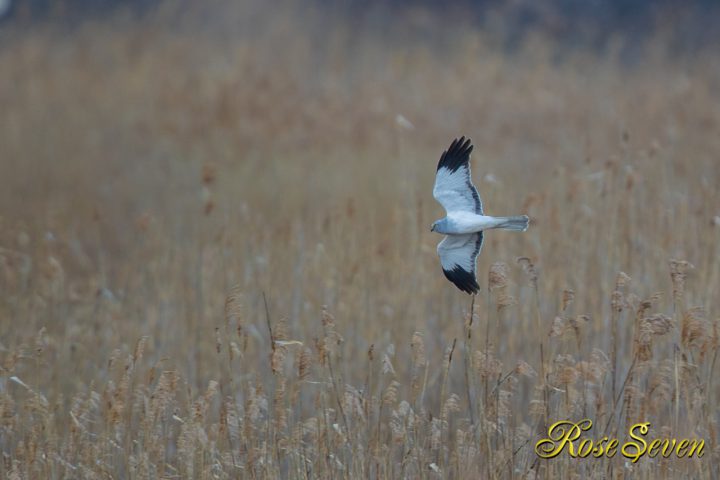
[[430, 225, 435, 232]]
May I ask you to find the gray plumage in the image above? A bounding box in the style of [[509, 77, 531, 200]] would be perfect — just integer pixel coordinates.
[[431, 137, 529, 294]]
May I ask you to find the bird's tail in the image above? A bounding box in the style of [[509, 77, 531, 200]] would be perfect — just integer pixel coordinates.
[[492, 215, 529, 232]]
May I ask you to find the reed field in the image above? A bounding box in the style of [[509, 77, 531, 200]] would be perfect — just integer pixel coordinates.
[[1, 1, 719, 478]]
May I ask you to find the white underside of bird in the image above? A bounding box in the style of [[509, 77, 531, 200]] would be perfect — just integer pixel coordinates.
[[430, 136, 529, 294], [439, 212, 526, 234]]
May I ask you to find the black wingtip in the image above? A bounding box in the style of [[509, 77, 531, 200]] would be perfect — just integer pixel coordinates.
[[443, 265, 480, 294], [437, 136, 474, 173]]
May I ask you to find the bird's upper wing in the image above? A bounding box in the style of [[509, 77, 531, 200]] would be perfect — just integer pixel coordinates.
[[433, 137, 483, 215], [437, 232, 483, 294]]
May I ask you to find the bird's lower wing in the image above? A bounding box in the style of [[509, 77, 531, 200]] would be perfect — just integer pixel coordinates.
[[437, 233, 483, 294]]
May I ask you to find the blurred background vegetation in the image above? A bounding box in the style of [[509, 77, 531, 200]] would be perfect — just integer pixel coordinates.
[[0, 1, 718, 478], [3, 0, 720, 52]]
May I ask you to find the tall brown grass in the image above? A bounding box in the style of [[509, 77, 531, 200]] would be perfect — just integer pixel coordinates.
[[0, 1, 719, 478]]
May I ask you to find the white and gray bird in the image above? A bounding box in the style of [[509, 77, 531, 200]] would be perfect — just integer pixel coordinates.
[[431, 137, 529, 294]]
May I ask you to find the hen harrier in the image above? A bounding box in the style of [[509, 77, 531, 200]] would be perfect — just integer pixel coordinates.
[[431, 137, 529, 294]]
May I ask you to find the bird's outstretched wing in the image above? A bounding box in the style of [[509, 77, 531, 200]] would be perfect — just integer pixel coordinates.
[[437, 232, 483, 294], [433, 137, 483, 214]]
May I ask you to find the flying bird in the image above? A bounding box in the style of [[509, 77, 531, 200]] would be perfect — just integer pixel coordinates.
[[431, 137, 529, 294]]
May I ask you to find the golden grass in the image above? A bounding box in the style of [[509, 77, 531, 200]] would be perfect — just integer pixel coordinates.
[[0, 2, 719, 478]]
